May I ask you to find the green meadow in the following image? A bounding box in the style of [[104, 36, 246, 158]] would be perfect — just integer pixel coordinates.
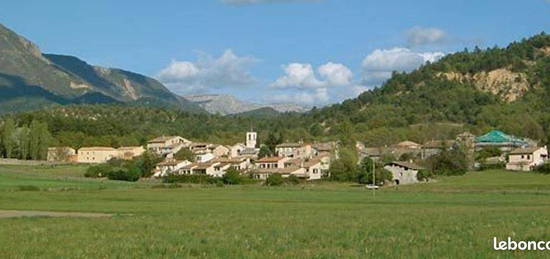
[[1, 165, 550, 258]]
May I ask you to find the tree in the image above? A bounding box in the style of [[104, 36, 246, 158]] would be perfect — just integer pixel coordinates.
[[356, 157, 392, 185], [133, 151, 162, 177], [309, 123, 323, 137], [265, 174, 284, 186], [174, 148, 195, 162], [26, 120, 51, 160], [14, 127, 30, 160], [222, 168, 242, 185], [264, 132, 283, 154], [329, 147, 358, 182], [258, 145, 272, 158], [1, 119, 16, 158], [427, 149, 468, 176]]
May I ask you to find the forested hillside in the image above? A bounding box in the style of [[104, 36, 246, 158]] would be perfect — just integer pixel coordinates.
[[307, 32, 550, 145]]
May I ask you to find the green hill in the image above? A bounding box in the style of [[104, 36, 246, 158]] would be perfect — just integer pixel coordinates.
[[0, 23, 202, 114], [305, 32, 550, 145]]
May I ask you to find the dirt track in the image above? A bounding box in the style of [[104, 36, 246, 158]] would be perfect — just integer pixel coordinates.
[[0, 210, 112, 219]]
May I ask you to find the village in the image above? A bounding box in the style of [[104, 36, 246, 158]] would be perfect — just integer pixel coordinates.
[[46, 129, 549, 186]]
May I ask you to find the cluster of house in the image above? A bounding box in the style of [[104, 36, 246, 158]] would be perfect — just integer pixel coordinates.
[[47, 146, 145, 163], [361, 130, 548, 186], [148, 132, 335, 181], [48, 128, 548, 186]]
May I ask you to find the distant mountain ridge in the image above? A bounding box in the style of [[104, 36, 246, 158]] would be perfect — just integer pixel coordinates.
[[0, 23, 202, 114], [184, 94, 309, 115]]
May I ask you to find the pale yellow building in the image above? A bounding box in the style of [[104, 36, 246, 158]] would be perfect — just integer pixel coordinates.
[[77, 147, 119, 164]]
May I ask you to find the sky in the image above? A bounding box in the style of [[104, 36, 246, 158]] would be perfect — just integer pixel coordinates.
[[1, 0, 549, 106]]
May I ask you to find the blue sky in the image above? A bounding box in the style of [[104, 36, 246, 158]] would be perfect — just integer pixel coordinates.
[[1, 0, 549, 105]]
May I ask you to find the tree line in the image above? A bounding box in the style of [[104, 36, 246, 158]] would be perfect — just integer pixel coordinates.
[[0, 119, 51, 160]]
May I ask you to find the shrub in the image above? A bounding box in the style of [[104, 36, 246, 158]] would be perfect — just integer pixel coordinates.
[[285, 175, 301, 185], [106, 167, 141, 182], [427, 149, 468, 176], [222, 168, 243, 185], [535, 163, 550, 174], [416, 169, 433, 182], [173, 148, 195, 162], [265, 174, 284, 186], [329, 148, 358, 182], [84, 164, 112, 178], [356, 157, 392, 185]]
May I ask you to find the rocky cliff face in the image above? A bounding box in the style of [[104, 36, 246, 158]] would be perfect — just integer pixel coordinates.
[[439, 68, 531, 102]]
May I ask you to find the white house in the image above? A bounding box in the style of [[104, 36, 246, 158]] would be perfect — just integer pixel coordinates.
[[153, 160, 192, 177], [212, 157, 251, 171], [252, 166, 306, 180], [180, 162, 221, 176], [254, 156, 289, 170], [229, 143, 246, 158], [147, 136, 191, 156], [506, 146, 548, 171], [195, 152, 215, 163], [384, 161, 424, 185]]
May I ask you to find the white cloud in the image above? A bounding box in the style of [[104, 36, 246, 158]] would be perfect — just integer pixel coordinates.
[[271, 62, 353, 89], [406, 26, 447, 46], [222, 0, 317, 5], [157, 49, 257, 94], [361, 47, 445, 86], [271, 63, 325, 89], [269, 62, 355, 104], [318, 62, 353, 86]]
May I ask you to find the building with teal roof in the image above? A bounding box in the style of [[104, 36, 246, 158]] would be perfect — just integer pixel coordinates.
[[475, 130, 528, 151]]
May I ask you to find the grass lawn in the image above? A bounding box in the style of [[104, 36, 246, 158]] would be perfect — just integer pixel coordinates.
[[1, 165, 550, 258]]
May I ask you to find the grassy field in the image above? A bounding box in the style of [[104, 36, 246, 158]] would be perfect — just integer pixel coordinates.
[[1, 165, 550, 258]]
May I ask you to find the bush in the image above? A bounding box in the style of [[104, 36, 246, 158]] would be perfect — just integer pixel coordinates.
[[285, 175, 301, 185], [535, 163, 550, 174], [265, 174, 284, 186], [106, 167, 141, 182], [84, 164, 112, 178], [356, 157, 393, 185], [222, 168, 243, 185], [428, 149, 468, 176], [416, 169, 433, 182]]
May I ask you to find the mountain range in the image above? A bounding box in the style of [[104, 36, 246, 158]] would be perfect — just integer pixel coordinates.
[[184, 94, 309, 115], [0, 23, 307, 115]]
